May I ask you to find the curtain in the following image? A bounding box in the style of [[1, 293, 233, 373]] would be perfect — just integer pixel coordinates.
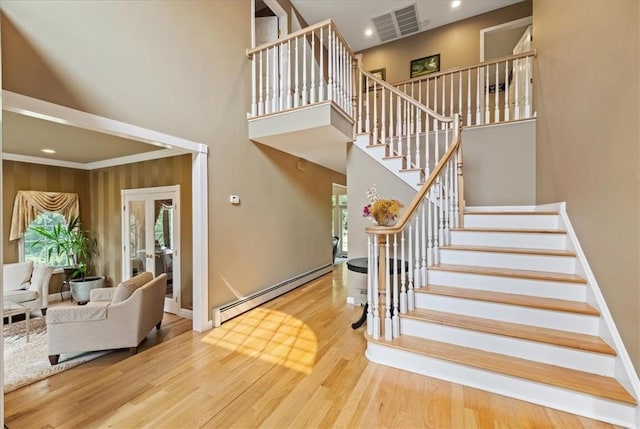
[[9, 191, 80, 241]]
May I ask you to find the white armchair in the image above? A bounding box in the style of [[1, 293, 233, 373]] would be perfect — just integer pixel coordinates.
[[3, 261, 54, 315], [46, 272, 166, 365]]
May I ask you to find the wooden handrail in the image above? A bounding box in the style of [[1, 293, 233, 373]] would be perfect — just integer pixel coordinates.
[[246, 19, 355, 59], [393, 49, 537, 87], [365, 114, 462, 235], [360, 66, 452, 124]]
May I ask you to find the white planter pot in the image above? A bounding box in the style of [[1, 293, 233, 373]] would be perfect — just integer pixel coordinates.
[[69, 276, 105, 304]]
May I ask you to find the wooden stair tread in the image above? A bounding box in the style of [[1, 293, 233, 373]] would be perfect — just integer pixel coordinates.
[[464, 211, 559, 215], [430, 263, 587, 284], [382, 155, 404, 160], [366, 334, 635, 405], [451, 227, 567, 234], [440, 244, 576, 257], [404, 308, 613, 355], [399, 167, 421, 172], [416, 284, 600, 316]]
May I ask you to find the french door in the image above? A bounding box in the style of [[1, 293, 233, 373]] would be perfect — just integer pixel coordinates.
[[121, 185, 181, 314]]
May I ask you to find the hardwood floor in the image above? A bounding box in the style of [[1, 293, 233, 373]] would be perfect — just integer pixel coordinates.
[[4, 264, 617, 428]]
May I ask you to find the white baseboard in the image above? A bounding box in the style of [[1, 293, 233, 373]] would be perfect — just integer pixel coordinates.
[[48, 291, 72, 303], [212, 264, 333, 328]]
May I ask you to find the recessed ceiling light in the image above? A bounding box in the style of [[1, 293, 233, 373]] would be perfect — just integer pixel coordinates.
[[452, 0, 461, 7], [41, 148, 56, 154], [365, 28, 373, 37]]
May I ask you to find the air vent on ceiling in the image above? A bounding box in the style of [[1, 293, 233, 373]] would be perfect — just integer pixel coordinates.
[[372, 3, 421, 43]]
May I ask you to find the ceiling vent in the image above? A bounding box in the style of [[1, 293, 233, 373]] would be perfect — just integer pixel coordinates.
[[372, 3, 421, 43]]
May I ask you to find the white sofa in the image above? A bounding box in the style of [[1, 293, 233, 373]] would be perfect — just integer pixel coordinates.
[[46, 272, 166, 365], [3, 261, 54, 315]]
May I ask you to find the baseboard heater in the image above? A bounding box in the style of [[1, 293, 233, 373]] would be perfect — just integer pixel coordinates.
[[212, 264, 333, 327]]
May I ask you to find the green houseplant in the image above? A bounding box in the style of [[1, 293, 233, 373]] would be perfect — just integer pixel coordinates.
[[31, 215, 103, 303]]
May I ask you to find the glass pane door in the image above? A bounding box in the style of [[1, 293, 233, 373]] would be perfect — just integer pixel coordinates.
[[128, 200, 147, 277], [153, 199, 175, 307]]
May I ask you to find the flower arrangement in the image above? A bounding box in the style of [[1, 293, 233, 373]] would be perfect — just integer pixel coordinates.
[[362, 185, 404, 226]]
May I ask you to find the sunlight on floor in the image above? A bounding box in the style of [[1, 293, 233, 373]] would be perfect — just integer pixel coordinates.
[[201, 308, 318, 374]]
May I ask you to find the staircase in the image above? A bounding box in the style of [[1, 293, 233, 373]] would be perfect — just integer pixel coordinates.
[[365, 207, 638, 427]]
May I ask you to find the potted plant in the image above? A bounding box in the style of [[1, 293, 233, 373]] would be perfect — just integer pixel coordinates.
[[31, 216, 103, 304]]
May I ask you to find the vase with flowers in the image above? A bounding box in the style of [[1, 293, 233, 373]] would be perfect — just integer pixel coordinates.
[[362, 185, 404, 227]]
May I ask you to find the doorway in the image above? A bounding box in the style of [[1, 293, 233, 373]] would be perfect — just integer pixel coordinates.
[[122, 185, 181, 315], [332, 184, 347, 258]]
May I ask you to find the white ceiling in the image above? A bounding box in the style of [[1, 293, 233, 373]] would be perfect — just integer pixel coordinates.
[[290, 0, 523, 52]]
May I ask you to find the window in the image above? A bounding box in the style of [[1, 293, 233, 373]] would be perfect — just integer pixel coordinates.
[[23, 212, 68, 267]]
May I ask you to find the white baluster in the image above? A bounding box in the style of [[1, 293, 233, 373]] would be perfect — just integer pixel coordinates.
[[302, 37, 308, 106], [407, 223, 415, 311], [475, 67, 481, 125], [431, 187, 439, 266], [327, 28, 333, 101], [426, 77, 430, 111], [413, 215, 421, 293], [294, 37, 300, 108], [442, 73, 447, 130], [467, 69, 472, 126], [373, 81, 378, 143], [434, 76, 438, 117], [271, 47, 277, 113], [388, 92, 394, 154], [400, 230, 407, 314], [514, 60, 520, 120], [258, 51, 264, 116], [287, 40, 292, 110], [504, 59, 510, 121], [425, 110, 431, 176], [437, 177, 444, 261], [365, 77, 370, 134], [251, 54, 257, 117], [433, 176, 444, 265], [372, 235, 380, 340], [525, 56, 532, 118], [420, 201, 427, 284], [485, 66, 490, 124], [279, 44, 284, 111], [310, 32, 316, 104], [392, 234, 399, 339], [494, 61, 499, 123], [319, 27, 324, 101], [385, 235, 392, 341], [458, 72, 462, 122], [395, 95, 402, 156], [381, 86, 386, 145], [366, 235, 373, 336], [426, 191, 433, 267], [415, 103, 421, 173]]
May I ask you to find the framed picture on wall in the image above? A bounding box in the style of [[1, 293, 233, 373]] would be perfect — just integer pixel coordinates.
[[410, 54, 440, 78], [364, 68, 386, 91]]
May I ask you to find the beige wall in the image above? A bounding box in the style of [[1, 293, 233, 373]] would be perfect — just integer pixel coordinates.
[[88, 155, 193, 308], [358, 1, 532, 83], [463, 120, 536, 206], [533, 1, 640, 368], [1, 1, 346, 311]]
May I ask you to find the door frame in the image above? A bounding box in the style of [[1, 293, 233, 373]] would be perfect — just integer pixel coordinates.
[[3, 90, 211, 332], [121, 185, 182, 315], [251, 0, 288, 48]]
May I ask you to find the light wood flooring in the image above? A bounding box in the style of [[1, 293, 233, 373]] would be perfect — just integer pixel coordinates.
[[4, 264, 618, 428]]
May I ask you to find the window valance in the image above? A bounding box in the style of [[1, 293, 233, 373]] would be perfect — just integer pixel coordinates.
[[9, 191, 80, 241]]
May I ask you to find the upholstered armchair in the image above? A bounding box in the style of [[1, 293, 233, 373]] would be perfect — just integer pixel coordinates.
[[3, 261, 54, 315], [46, 272, 166, 365]]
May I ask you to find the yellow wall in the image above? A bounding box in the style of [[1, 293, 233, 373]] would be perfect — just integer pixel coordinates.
[[533, 0, 640, 368], [1, 1, 346, 311]]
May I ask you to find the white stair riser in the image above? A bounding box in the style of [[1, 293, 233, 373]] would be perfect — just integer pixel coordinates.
[[366, 342, 635, 428], [439, 249, 576, 274], [382, 157, 403, 172], [414, 293, 598, 335], [464, 214, 560, 229], [400, 317, 615, 376], [399, 170, 421, 187], [450, 230, 568, 250], [426, 270, 586, 301]]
